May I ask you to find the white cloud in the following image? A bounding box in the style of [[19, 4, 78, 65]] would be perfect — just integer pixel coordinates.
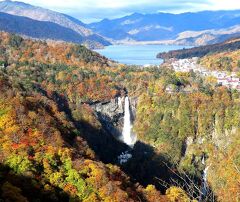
[[5, 0, 240, 22], [14, 0, 155, 10], [22, 0, 240, 11], [209, 0, 240, 10]]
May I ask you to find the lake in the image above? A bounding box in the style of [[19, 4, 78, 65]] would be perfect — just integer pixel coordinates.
[[95, 44, 187, 66]]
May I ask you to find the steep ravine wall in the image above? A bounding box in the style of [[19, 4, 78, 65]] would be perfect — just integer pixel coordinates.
[[89, 96, 138, 142]]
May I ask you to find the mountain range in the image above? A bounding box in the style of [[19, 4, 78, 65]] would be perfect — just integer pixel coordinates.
[[89, 11, 240, 45], [0, 1, 240, 47], [0, 0, 110, 48]]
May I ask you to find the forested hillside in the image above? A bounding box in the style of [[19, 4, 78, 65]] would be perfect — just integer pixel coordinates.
[[0, 12, 88, 46], [157, 37, 240, 60], [133, 84, 240, 201], [199, 49, 240, 72], [0, 32, 194, 202], [0, 0, 111, 49], [0, 32, 239, 202]]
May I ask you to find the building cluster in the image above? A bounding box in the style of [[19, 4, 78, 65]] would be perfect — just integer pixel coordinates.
[[170, 57, 240, 91]]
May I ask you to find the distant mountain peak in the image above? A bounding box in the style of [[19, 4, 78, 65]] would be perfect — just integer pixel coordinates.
[[130, 12, 143, 17], [0, 0, 111, 48], [1, 0, 32, 7], [89, 9, 240, 45]]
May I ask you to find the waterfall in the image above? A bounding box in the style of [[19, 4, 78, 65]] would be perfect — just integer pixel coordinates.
[[117, 96, 136, 164], [200, 156, 210, 200], [202, 166, 209, 196], [122, 97, 136, 146]]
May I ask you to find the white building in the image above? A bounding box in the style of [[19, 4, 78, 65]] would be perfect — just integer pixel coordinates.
[[170, 57, 240, 91]]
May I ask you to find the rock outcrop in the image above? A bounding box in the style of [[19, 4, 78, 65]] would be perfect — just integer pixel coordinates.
[[90, 96, 138, 141]]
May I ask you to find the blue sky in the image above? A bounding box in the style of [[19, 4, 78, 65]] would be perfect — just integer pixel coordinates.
[[10, 0, 240, 22]]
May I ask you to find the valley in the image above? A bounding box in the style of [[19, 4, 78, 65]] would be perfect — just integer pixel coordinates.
[[0, 1, 239, 202], [0, 32, 239, 202]]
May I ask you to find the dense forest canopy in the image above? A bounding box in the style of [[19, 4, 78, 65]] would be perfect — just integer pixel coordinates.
[[199, 49, 240, 72], [157, 37, 240, 62], [0, 32, 239, 202]]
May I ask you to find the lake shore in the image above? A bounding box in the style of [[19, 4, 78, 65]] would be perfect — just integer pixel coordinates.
[[95, 44, 188, 66]]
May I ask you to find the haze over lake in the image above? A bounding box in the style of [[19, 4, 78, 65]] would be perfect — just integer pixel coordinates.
[[95, 44, 188, 66]]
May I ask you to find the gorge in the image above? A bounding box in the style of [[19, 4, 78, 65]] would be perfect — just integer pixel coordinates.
[[90, 95, 137, 145], [0, 31, 239, 202]]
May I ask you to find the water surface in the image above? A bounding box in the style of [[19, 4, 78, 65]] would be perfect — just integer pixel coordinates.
[[95, 44, 187, 66]]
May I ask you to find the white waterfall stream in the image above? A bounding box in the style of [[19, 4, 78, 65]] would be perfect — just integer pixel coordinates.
[[202, 166, 209, 197], [201, 156, 209, 200], [122, 96, 136, 146], [118, 96, 137, 164]]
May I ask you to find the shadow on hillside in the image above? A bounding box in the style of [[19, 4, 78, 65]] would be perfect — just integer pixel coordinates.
[[51, 92, 129, 163], [121, 141, 173, 191], [0, 164, 69, 202], [35, 85, 129, 163], [35, 87, 215, 201], [75, 118, 216, 201], [121, 141, 216, 201], [77, 119, 129, 163]]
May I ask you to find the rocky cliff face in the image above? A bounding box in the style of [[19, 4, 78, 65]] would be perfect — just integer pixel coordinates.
[[90, 96, 138, 141]]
